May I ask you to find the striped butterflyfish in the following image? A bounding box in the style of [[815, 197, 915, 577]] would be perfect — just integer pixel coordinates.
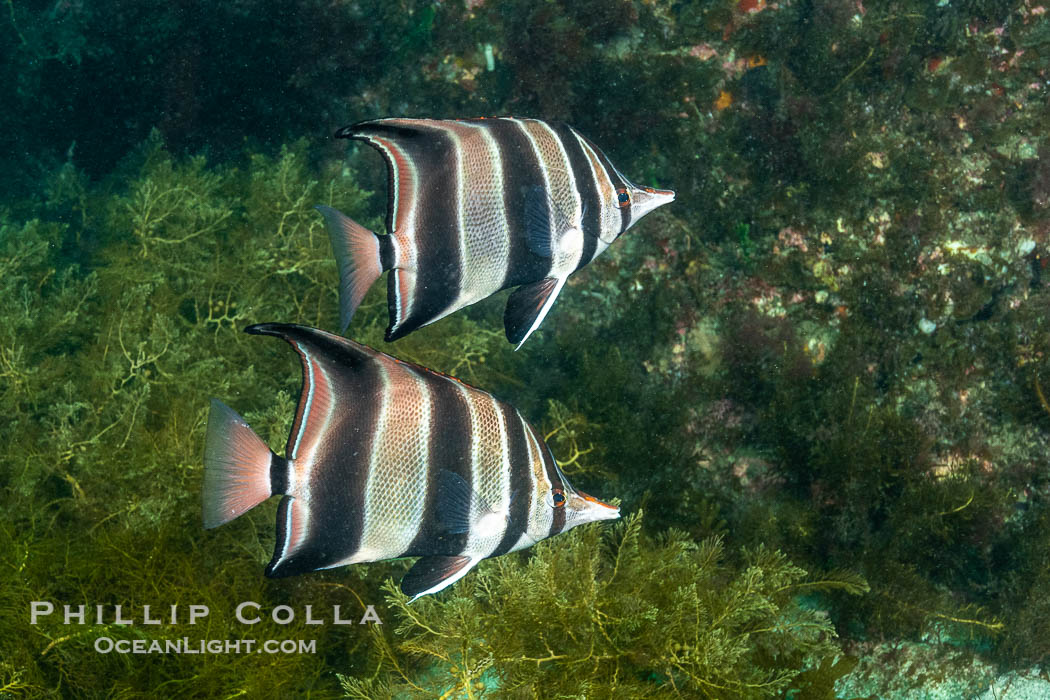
[[317, 117, 675, 348], [202, 323, 620, 600]]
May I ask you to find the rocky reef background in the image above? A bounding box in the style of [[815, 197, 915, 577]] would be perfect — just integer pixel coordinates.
[[2, 0, 1049, 697]]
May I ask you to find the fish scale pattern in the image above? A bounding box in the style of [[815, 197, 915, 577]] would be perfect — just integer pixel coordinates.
[[361, 365, 431, 558], [523, 121, 578, 237], [469, 391, 507, 522], [458, 127, 509, 304]]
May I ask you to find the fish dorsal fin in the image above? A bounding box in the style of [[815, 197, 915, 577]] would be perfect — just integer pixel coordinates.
[[246, 323, 378, 458], [337, 119, 448, 237], [435, 469, 510, 537], [402, 555, 477, 602], [504, 276, 566, 349]]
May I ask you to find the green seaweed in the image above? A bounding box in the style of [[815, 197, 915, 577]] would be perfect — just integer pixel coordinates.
[[339, 511, 866, 699], [786, 654, 864, 700], [0, 138, 380, 697], [0, 135, 861, 698], [3, 0, 1050, 695]]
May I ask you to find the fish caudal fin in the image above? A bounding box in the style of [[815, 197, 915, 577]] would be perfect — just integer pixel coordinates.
[[503, 276, 566, 349], [315, 205, 383, 334], [202, 399, 278, 529]]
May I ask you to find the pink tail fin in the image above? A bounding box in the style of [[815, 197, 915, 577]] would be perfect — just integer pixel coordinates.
[[202, 399, 274, 529], [315, 205, 382, 334]]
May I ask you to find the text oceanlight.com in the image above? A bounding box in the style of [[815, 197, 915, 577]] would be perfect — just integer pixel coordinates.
[[30, 601, 383, 655], [94, 637, 317, 655]]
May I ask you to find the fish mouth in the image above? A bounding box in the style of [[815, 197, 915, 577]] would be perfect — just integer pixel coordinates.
[[646, 187, 676, 201], [578, 491, 621, 520], [632, 187, 676, 220]]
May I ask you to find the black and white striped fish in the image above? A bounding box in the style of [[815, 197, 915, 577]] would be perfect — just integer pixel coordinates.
[[202, 323, 619, 600], [317, 117, 675, 348]]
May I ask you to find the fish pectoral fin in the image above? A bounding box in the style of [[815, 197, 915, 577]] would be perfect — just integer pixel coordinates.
[[504, 276, 566, 349], [435, 469, 502, 535], [523, 185, 555, 258], [402, 555, 477, 602]]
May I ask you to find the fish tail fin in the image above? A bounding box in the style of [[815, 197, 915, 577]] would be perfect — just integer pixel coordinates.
[[315, 205, 383, 334], [202, 399, 280, 529]]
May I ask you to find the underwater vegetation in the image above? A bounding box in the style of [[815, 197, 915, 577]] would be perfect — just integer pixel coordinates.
[[339, 512, 868, 698], [2, 0, 1050, 697], [1, 136, 857, 698]]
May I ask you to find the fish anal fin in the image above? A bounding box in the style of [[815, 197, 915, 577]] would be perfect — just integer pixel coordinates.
[[385, 268, 419, 341], [402, 555, 476, 602], [504, 277, 566, 349], [264, 496, 314, 578]]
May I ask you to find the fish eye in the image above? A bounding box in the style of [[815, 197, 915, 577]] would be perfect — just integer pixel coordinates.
[[616, 188, 631, 208], [551, 488, 566, 508]]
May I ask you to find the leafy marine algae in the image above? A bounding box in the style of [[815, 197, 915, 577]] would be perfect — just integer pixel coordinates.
[[0, 137, 386, 698], [4, 0, 1050, 696], [339, 511, 866, 699], [6, 3, 1046, 688], [0, 134, 857, 698]]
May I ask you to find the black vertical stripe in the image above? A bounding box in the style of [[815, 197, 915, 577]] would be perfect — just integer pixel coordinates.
[[270, 454, 289, 495], [248, 324, 380, 578], [491, 407, 533, 557], [339, 122, 399, 242], [301, 354, 381, 567], [493, 119, 557, 289], [527, 424, 566, 537], [405, 126, 463, 333], [552, 124, 602, 273], [347, 123, 463, 340], [404, 375, 474, 557], [283, 343, 311, 460], [579, 134, 631, 236], [550, 507, 566, 538], [378, 235, 396, 271]]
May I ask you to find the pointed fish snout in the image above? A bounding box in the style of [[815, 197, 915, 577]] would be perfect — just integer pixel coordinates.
[[578, 491, 621, 520], [630, 186, 675, 222], [648, 187, 676, 202]]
